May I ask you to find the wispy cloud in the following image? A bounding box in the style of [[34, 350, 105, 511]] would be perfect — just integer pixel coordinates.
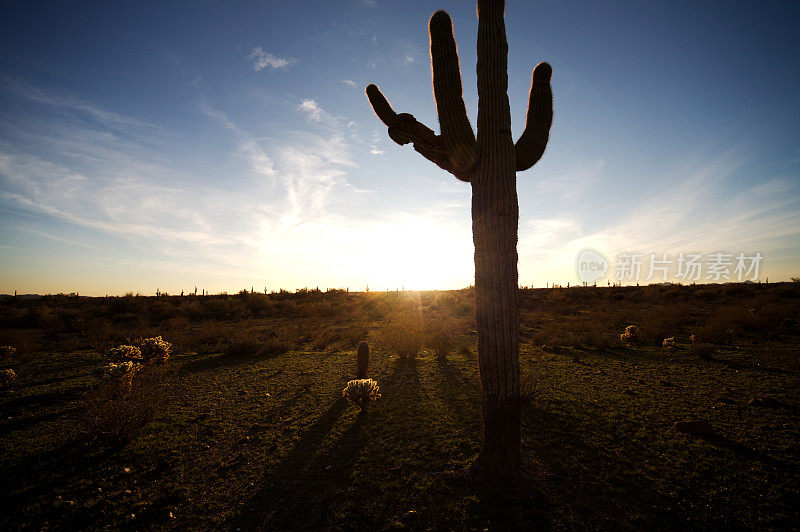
[[518, 150, 800, 285], [247, 47, 296, 71], [0, 75, 158, 132], [297, 99, 327, 122], [341, 79, 356, 88]]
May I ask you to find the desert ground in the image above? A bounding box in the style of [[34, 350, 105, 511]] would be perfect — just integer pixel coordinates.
[[1, 282, 799, 529]]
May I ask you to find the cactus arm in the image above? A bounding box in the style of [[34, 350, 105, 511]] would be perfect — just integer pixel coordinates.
[[514, 62, 553, 171], [366, 84, 472, 181], [476, 0, 512, 153], [429, 11, 478, 174]]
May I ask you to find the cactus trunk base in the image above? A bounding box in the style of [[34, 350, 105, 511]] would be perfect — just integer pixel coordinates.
[[470, 395, 522, 480]]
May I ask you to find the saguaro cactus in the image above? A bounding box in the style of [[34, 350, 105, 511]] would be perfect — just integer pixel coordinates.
[[366, 0, 552, 480], [357, 340, 370, 378]]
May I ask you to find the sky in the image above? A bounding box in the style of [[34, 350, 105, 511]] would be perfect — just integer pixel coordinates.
[[0, 0, 798, 295]]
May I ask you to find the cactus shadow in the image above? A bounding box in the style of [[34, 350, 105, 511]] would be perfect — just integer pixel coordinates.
[[230, 395, 370, 529]]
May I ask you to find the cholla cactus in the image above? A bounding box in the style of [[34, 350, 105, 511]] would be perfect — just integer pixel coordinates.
[[101, 361, 139, 379], [0, 346, 16, 359], [342, 378, 381, 411], [96, 361, 141, 391], [1, 368, 17, 388], [620, 325, 639, 347], [108, 345, 143, 362], [139, 336, 172, 364], [662, 337, 676, 349]]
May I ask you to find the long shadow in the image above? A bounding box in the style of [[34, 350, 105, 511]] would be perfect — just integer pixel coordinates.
[[697, 432, 797, 474], [228, 396, 352, 530], [431, 354, 481, 429], [521, 405, 680, 528], [228, 355, 428, 530], [708, 354, 793, 375], [2, 435, 117, 530], [0, 387, 85, 416], [0, 405, 80, 433], [178, 350, 282, 375]]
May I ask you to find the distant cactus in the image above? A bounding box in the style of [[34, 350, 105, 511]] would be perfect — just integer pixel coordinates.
[[357, 341, 370, 378]]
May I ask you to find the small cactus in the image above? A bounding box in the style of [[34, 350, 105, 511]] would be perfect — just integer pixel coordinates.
[[342, 378, 381, 412], [357, 341, 370, 378]]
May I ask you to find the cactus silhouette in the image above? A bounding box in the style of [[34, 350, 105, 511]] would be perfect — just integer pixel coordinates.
[[357, 341, 370, 378], [366, 0, 552, 479]]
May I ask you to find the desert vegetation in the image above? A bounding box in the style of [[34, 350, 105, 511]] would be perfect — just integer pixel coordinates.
[[1, 282, 799, 528]]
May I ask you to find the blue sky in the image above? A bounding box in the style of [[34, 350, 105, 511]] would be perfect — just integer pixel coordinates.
[[1, 0, 798, 295]]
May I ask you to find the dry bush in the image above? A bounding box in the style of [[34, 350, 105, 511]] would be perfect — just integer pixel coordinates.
[[379, 311, 424, 358], [530, 315, 615, 349], [693, 308, 740, 344], [79, 368, 169, 446], [424, 318, 462, 357], [361, 294, 389, 321], [262, 326, 294, 356], [224, 331, 263, 357]]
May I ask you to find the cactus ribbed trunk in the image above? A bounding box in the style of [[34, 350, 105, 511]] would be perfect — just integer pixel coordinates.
[[366, 0, 552, 481], [470, 0, 521, 479]]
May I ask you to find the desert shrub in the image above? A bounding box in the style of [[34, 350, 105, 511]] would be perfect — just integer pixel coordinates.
[[343, 320, 372, 348], [662, 337, 676, 349], [301, 300, 339, 318], [261, 328, 292, 356], [80, 368, 167, 446], [19, 305, 58, 329], [148, 301, 179, 322], [361, 295, 389, 321], [693, 312, 737, 344], [165, 315, 190, 331], [242, 294, 276, 318], [202, 298, 233, 321], [1, 368, 17, 388], [529, 313, 615, 349], [342, 378, 381, 411], [224, 332, 262, 357], [0, 345, 16, 359], [424, 318, 462, 357], [379, 311, 424, 358]]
